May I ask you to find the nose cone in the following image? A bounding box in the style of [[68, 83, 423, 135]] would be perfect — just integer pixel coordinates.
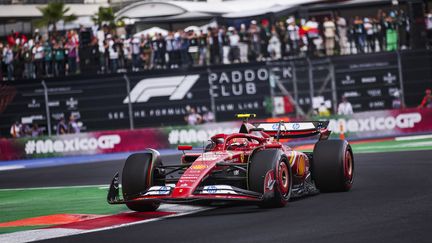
[[171, 187, 193, 197], [172, 151, 239, 198]]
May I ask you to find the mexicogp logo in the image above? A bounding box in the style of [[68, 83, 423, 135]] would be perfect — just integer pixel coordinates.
[[25, 135, 121, 154]]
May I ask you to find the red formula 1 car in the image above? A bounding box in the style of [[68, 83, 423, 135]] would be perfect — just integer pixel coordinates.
[[107, 114, 354, 211]]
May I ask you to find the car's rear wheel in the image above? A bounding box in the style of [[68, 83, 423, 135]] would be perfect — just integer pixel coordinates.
[[312, 140, 354, 192], [248, 149, 292, 208], [122, 150, 161, 211]]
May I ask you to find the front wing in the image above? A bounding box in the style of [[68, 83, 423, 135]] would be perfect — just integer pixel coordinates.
[[107, 173, 263, 205]]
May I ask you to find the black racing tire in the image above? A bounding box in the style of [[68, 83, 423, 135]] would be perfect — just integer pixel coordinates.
[[248, 149, 292, 208], [122, 150, 161, 212], [312, 140, 354, 192]]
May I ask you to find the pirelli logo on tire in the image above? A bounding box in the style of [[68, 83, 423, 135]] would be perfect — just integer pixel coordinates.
[[123, 75, 200, 104]]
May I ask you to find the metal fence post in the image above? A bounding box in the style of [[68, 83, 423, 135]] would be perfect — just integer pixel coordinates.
[[123, 74, 134, 130], [396, 50, 406, 107], [291, 62, 299, 118], [307, 58, 315, 114], [330, 61, 338, 114], [41, 80, 51, 136], [207, 68, 217, 122], [272, 61, 305, 118], [269, 66, 277, 118]]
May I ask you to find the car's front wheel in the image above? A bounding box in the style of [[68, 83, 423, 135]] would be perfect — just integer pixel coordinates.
[[248, 149, 292, 208], [122, 150, 162, 211]]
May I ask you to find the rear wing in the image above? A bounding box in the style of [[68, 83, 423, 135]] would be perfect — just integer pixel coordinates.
[[254, 121, 330, 140]]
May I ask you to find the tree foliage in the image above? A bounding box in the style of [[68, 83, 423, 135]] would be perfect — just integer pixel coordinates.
[[36, 2, 77, 33], [92, 6, 116, 28]]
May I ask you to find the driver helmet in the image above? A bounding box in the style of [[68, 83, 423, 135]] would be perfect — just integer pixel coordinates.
[[230, 137, 248, 146]]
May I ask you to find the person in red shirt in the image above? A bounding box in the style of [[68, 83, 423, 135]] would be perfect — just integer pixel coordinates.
[[7, 31, 28, 47], [418, 89, 432, 108]]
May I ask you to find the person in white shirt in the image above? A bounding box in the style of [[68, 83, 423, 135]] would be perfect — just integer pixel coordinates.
[[267, 30, 281, 60], [107, 34, 119, 73], [32, 41, 45, 78], [97, 28, 106, 73], [185, 108, 202, 125], [238, 24, 249, 62], [130, 37, 141, 71], [228, 27, 240, 63], [286, 17, 300, 55], [323, 17, 336, 56], [3, 44, 14, 80], [338, 96, 354, 115], [336, 16, 349, 55]]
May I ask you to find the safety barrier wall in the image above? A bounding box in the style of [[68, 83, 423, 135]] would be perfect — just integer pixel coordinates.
[[1, 108, 431, 161], [324, 108, 432, 139]]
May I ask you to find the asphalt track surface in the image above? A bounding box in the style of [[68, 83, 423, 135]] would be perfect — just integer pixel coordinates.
[[2, 150, 432, 243]]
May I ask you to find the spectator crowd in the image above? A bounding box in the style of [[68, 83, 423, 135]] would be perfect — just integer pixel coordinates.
[[1, 9, 432, 81], [9, 114, 81, 138], [184, 106, 215, 125], [1, 29, 79, 81]]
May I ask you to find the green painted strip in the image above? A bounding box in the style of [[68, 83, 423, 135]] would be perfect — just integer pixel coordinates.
[[352, 138, 432, 153]]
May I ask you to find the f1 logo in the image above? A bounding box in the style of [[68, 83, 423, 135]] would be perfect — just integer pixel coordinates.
[[123, 75, 200, 104]]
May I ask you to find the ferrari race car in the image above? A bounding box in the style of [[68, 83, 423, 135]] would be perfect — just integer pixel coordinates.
[[107, 114, 354, 211]]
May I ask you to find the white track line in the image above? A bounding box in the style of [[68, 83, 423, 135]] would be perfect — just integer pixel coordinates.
[[0, 184, 108, 191], [0, 204, 210, 243], [0, 165, 25, 171], [0, 228, 83, 243], [395, 134, 432, 141]]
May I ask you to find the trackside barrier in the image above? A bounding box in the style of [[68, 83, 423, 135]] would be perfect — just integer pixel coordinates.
[[0, 108, 431, 161], [323, 108, 432, 140], [0, 121, 240, 161]]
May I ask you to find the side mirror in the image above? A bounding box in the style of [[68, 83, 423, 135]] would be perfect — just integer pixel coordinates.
[[178, 145, 193, 151]]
